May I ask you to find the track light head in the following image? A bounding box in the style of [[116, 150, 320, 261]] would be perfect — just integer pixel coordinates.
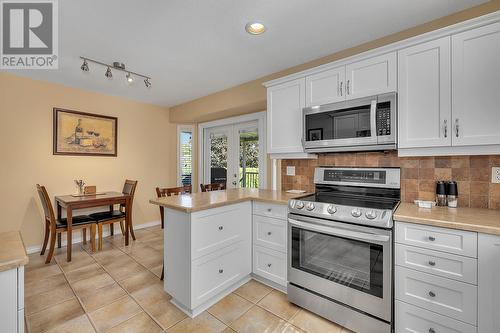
[[126, 72, 134, 83], [80, 59, 89, 72], [144, 78, 151, 88], [105, 67, 112, 78]]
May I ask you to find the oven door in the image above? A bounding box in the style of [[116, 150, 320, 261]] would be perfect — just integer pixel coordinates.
[[303, 95, 378, 152], [288, 215, 392, 321]]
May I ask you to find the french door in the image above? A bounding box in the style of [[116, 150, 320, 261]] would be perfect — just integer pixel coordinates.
[[202, 120, 263, 189]]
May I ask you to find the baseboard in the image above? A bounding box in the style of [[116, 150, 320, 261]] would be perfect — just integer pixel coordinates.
[[25, 220, 161, 254]]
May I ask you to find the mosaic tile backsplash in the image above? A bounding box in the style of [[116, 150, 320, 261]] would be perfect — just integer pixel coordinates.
[[281, 152, 500, 209]]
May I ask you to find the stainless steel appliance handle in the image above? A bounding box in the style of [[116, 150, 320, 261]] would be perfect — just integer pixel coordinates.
[[370, 99, 377, 139], [289, 218, 390, 243]]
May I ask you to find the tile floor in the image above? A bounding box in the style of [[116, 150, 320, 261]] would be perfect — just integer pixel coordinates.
[[24, 225, 353, 333]]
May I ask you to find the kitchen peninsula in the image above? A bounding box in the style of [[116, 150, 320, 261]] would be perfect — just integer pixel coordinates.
[[149, 188, 306, 317]]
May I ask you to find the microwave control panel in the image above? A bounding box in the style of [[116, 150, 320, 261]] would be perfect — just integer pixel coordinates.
[[376, 106, 391, 136]]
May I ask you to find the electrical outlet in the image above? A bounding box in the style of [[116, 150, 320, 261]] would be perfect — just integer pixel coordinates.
[[286, 166, 296, 176], [492, 167, 500, 184]]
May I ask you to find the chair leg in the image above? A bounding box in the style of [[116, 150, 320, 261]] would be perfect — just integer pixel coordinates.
[[119, 220, 125, 235], [110, 223, 114, 236], [40, 221, 49, 255], [129, 221, 136, 241], [90, 224, 96, 252], [98, 224, 103, 251], [45, 229, 57, 264], [57, 232, 62, 248], [82, 228, 87, 245]]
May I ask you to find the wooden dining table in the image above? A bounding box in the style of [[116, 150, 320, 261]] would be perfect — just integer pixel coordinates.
[[55, 191, 132, 261]]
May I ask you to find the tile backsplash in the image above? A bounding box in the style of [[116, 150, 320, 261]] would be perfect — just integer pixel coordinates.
[[281, 152, 500, 209]]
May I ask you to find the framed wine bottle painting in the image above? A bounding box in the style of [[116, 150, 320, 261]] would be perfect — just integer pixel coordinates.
[[53, 108, 118, 156]]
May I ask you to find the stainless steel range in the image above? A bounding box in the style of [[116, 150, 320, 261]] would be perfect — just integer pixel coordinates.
[[287, 167, 400, 333]]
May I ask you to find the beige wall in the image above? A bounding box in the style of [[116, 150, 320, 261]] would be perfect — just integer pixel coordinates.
[[0, 72, 176, 248], [170, 1, 500, 123]]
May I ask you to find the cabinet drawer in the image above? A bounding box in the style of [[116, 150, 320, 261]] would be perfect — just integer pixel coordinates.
[[253, 245, 287, 286], [395, 244, 477, 284], [396, 300, 476, 333], [191, 241, 251, 308], [395, 222, 477, 257], [191, 202, 251, 259], [253, 215, 287, 252], [395, 266, 477, 325], [253, 202, 287, 220]]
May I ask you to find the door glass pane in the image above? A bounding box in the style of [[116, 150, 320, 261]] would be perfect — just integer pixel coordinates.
[[209, 132, 227, 186], [239, 127, 259, 188], [179, 131, 192, 186], [291, 227, 383, 298], [305, 104, 371, 141]]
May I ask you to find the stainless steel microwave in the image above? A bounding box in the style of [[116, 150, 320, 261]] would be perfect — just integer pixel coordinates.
[[303, 92, 397, 153]]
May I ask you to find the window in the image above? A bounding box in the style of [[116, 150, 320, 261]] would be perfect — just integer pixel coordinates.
[[178, 126, 193, 186]]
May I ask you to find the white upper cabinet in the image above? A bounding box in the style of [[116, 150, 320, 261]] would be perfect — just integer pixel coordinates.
[[398, 37, 452, 148], [266, 78, 306, 154], [345, 52, 397, 99], [452, 21, 500, 146], [305, 66, 345, 107]]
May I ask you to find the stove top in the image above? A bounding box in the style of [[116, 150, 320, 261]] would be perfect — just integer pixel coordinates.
[[288, 167, 401, 229]]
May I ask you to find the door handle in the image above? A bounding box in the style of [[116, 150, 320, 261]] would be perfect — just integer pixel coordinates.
[[347, 80, 350, 95], [455, 118, 459, 137], [444, 119, 448, 138], [232, 181, 237, 185], [339, 82, 343, 96]]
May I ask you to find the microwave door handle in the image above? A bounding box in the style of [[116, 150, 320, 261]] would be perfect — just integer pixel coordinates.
[[289, 218, 390, 243], [370, 99, 377, 140]]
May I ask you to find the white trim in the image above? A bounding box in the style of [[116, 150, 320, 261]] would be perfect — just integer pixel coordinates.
[[25, 220, 161, 254], [263, 11, 500, 87], [398, 145, 500, 157], [198, 112, 267, 189], [269, 153, 317, 160], [177, 124, 195, 186]]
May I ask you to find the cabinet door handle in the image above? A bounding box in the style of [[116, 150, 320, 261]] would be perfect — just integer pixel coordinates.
[[428, 260, 436, 266], [267, 231, 272, 236], [267, 263, 272, 268], [267, 208, 272, 212], [455, 118, 459, 137], [340, 82, 343, 96], [347, 80, 350, 95], [218, 226, 223, 231], [219, 269, 224, 274], [429, 328, 436, 333], [428, 291, 436, 297], [428, 236, 436, 242], [444, 119, 448, 138]]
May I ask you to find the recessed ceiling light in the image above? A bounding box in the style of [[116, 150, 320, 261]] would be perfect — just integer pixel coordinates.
[[245, 22, 266, 35]]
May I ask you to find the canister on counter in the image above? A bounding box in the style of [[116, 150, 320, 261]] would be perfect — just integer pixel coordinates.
[[447, 181, 458, 208], [436, 181, 447, 206]]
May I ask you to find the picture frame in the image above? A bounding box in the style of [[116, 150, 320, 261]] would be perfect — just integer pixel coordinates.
[[53, 108, 118, 156], [308, 128, 323, 141]]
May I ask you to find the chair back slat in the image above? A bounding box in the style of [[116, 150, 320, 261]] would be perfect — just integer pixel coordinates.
[[36, 184, 56, 226], [200, 183, 227, 192], [156, 185, 192, 197]]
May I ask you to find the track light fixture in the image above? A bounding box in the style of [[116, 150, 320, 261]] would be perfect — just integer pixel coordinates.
[[79, 56, 151, 88], [105, 66, 112, 78], [80, 59, 89, 72]]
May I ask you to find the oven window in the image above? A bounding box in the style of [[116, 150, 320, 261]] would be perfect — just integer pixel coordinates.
[[291, 226, 383, 298], [305, 105, 371, 142]]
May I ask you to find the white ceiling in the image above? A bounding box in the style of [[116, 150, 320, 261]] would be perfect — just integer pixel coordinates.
[[2, 0, 487, 107]]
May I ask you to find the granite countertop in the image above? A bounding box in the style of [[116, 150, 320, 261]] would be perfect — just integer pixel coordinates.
[[149, 188, 309, 213], [0, 231, 29, 272], [395, 202, 500, 235]]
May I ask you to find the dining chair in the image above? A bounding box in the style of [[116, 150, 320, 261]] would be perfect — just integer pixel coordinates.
[[155, 184, 192, 280], [89, 179, 138, 250], [200, 183, 227, 192], [36, 184, 96, 264]]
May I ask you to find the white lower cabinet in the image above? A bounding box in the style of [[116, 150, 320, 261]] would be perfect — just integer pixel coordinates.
[[396, 300, 477, 333], [478, 233, 500, 333], [0, 266, 25, 333], [252, 202, 288, 288], [395, 221, 478, 332]]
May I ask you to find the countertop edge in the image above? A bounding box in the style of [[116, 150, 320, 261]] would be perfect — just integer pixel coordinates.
[[0, 232, 29, 273]]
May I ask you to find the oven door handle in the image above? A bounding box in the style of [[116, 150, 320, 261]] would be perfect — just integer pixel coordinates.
[[289, 218, 390, 243]]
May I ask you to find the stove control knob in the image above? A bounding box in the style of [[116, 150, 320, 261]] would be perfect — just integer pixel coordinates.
[[306, 202, 315, 211], [327, 205, 337, 214], [295, 201, 304, 209], [351, 208, 362, 218], [365, 210, 378, 220]]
